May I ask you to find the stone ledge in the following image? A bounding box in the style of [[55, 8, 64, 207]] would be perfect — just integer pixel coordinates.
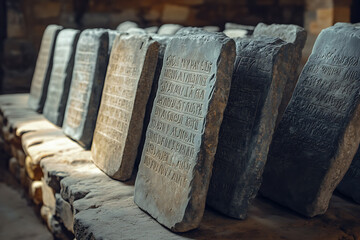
[[1, 94, 360, 239]]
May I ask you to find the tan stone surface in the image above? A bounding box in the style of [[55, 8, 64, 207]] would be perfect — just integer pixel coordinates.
[[57, 161, 360, 240], [30, 180, 43, 205], [22, 128, 64, 150], [24, 136, 83, 165], [25, 156, 43, 180], [92, 34, 159, 181], [18, 131, 359, 239], [56, 193, 74, 233], [42, 177, 56, 214], [134, 33, 235, 232], [0, 93, 29, 108], [15, 118, 58, 137]]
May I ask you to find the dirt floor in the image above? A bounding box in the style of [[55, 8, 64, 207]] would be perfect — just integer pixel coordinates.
[[0, 182, 53, 240]]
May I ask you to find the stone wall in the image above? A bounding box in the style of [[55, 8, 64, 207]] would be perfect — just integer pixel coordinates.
[[1, 0, 306, 94], [1, 0, 357, 94], [302, 0, 353, 64]]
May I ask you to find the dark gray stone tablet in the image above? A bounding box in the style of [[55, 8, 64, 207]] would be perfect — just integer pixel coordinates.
[[28, 24, 63, 112], [134, 32, 235, 232], [260, 24, 360, 217], [207, 37, 293, 219], [91, 34, 159, 181], [253, 23, 307, 127], [62, 29, 111, 149], [43, 29, 80, 126]]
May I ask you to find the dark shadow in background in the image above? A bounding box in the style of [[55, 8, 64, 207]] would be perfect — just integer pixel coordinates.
[[351, 0, 360, 23], [0, 0, 7, 94]]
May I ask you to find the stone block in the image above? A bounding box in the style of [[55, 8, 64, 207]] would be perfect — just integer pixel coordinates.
[[134, 32, 235, 232]]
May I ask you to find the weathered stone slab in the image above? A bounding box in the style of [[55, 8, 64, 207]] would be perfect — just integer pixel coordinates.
[[62, 29, 111, 149], [223, 29, 248, 38], [28, 24, 63, 112], [203, 26, 220, 32], [336, 21, 360, 204], [134, 35, 172, 172], [260, 25, 360, 217], [176, 27, 206, 35], [43, 29, 80, 127], [42, 177, 56, 214], [56, 193, 74, 233], [145, 26, 159, 33], [253, 23, 307, 127], [107, 30, 120, 52], [51, 152, 360, 240], [337, 147, 360, 203], [225, 23, 255, 35], [126, 28, 147, 34], [134, 32, 235, 232], [157, 24, 183, 35], [0, 93, 29, 108], [207, 37, 293, 219], [116, 21, 138, 32], [41, 150, 92, 194], [91, 34, 159, 181]]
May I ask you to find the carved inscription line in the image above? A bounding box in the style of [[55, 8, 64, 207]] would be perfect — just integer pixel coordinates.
[[314, 50, 360, 67], [94, 48, 139, 147], [141, 52, 215, 188], [165, 55, 213, 73], [160, 80, 205, 103]]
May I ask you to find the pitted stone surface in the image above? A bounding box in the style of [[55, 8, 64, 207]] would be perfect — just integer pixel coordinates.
[[337, 147, 360, 203], [261, 25, 360, 217], [253, 23, 307, 127], [134, 32, 235, 232], [158, 24, 183, 35], [92, 34, 159, 181], [28, 24, 63, 112], [207, 36, 293, 219], [116, 21, 139, 32], [62, 29, 111, 149], [43, 29, 80, 127]]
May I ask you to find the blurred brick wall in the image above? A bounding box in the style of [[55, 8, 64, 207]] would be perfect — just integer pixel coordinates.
[[302, 0, 352, 65], [3, 0, 354, 94], [2, 0, 306, 94]]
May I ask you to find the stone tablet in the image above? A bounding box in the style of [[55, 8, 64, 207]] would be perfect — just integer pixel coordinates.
[[107, 30, 120, 53], [203, 26, 220, 32], [260, 25, 360, 217], [337, 147, 360, 203], [116, 21, 138, 32], [135, 35, 172, 172], [91, 34, 159, 181], [134, 32, 235, 232], [62, 29, 110, 149], [225, 23, 255, 35], [253, 23, 307, 127], [336, 22, 360, 204], [207, 37, 293, 219], [223, 29, 248, 38], [157, 24, 183, 35], [176, 27, 206, 36], [43, 29, 80, 126], [145, 26, 159, 34], [28, 24, 63, 112]]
